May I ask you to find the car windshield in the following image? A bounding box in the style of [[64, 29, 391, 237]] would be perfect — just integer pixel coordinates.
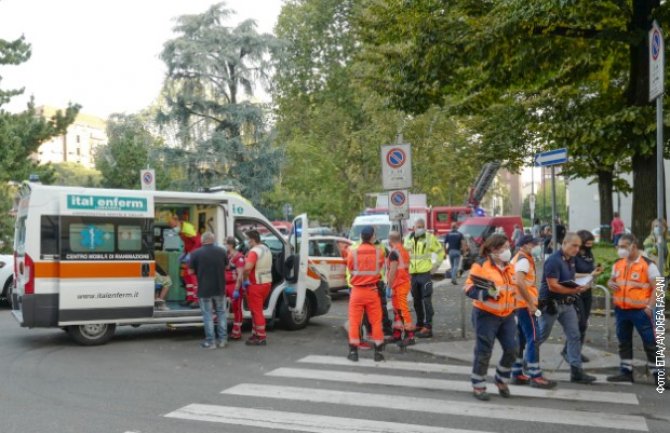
[[458, 224, 488, 238], [261, 235, 284, 253], [349, 224, 390, 241]]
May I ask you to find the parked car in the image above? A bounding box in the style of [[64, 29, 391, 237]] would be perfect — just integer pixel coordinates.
[[0, 254, 14, 307], [308, 236, 352, 292], [308, 227, 337, 236]]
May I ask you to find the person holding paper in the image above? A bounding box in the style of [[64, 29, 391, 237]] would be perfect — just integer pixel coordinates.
[[510, 235, 557, 389], [464, 234, 518, 401], [537, 233, 596, 384], [567, 230, 603, 362], [606, 234, 666, 388]]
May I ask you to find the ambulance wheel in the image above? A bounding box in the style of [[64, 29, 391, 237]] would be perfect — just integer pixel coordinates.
[[278, 296, 311, 330], [67, 323, 116, 346]]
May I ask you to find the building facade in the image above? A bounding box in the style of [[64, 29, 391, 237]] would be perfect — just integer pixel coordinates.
[[35, 106, 107, 169]]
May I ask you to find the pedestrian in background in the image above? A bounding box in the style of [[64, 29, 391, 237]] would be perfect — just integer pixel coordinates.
[[510, 235, 556, 388], [511, 224, 523, 251], [537, 233, 596, 384], [531, 218, 541, 238], [643, 218, 670, 277], [464, 233, 518, 401], [542, 226, 553, 259], [405, 219, 445, 338], [611, 212, 625, 246], [189, 231, 228, 349], [444, 223, 466, 285], [554, 218, 566, 245]]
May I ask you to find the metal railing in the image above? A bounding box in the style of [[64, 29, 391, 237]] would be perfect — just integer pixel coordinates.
[[595, 284, 612, 349]]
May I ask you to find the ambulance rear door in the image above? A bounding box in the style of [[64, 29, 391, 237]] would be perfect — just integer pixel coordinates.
[[290, 214, 309, 313], [57, 193, 155, 324]]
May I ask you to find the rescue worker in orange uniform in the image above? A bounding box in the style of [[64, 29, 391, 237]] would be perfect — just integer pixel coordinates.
[[386, 231, 415, 345], [606, 234, 667, 388], [347, 225, 385, 362], [510, 235, 556, 388], [224, 236, 246, 340], [464, 234, 518, 401], [169, 214, 202, 307], [238, 229, 273, 346]]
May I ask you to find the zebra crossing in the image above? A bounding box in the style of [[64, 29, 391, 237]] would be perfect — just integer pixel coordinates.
[[163, 353, 651, 433]]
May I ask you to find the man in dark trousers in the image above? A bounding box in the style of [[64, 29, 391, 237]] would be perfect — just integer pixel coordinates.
[[444, 223, 466, 285], [189, 231, 228, 349]]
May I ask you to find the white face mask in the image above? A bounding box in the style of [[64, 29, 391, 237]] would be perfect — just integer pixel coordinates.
[[495, 249, 512, 262], [415, 228, 426, 237], [654, 225, 662, 237], [617, 247, 630, 259], [172, 225, 181, 235]]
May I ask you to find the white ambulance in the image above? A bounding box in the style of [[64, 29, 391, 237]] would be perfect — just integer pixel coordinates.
[[11, 183, 330, 345]]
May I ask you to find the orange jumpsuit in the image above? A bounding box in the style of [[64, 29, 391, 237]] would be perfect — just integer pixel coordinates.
[[347, 242, 385, 346], [246, 246, 272, 341], [387, 243, 414, 335]]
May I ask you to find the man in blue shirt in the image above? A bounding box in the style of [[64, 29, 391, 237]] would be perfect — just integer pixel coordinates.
[[444, 223, 465, 285], [538, 232, 596, 384]]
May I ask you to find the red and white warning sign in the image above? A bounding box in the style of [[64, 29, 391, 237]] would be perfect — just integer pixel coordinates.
[[388, 189, 409, 220], [381, 143, 412, 190]]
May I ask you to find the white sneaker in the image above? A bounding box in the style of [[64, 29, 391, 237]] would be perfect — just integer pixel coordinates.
[[216, 341, 227, 349]]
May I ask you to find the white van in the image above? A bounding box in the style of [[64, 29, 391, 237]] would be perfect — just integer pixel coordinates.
[[348, 214, 392, 243], [11, 183, 330, 345]]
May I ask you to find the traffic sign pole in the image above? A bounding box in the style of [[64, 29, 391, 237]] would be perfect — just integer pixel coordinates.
[[551, 166, 557, 250], [650, 21, 665, 275]]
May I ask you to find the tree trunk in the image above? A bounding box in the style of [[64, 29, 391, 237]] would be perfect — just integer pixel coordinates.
[[631, 153, 657, 238], [628, 1, 659, 240], [597, 170, 614, 241]]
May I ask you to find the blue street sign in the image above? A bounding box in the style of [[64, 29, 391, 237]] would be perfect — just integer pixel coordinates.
[[534, 148, 568, 167]]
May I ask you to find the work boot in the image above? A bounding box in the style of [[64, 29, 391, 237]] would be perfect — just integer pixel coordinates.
[[416, 327, 433, 338], [570, 366, 596, 384], [606, 372, 634, 383], [530, 376, 557, 389], [374, 344, 385, 362], [245, 335, 267, 346], [494, 380, 511, 398], [472, 388, 490, 401], [347, 345, 359, 362], [510, 374, 530, 385]]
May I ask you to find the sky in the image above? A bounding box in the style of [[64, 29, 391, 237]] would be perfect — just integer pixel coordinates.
[[0, 0, 284, 118]]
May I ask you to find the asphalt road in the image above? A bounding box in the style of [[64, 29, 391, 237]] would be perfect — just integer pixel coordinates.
[[0, 288, 668, 433]]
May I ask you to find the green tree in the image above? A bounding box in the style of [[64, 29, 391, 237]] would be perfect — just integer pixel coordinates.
[[95, 113, 163, 189], [273, 0, 483, 228], [157, 2, 281, 204], [521, 180, 568, 224], [0, 32, 78, 251], [53, 162, 101, 187], [357, 0, 670, 238]]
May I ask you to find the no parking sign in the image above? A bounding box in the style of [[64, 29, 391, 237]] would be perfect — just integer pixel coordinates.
[[140, 169, 156, 191], [381, 143, 412, 190], [388, 189, 409, 220]]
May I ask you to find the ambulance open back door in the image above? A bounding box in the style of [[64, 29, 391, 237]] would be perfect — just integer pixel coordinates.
[[290, 214, 309, 314]]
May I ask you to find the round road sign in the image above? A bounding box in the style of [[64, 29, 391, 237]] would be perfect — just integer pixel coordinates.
[[390, 191, 406, 206], [652, 29, 662, 60], [386, 148, 407, 168], [142, 171, 153, 185]]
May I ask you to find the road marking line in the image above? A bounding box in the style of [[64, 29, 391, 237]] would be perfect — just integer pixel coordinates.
[[222, 383, 648, 431], [297, 355, 628, 385], [165, 404, 494, 433], [266, 367, 639, 405]]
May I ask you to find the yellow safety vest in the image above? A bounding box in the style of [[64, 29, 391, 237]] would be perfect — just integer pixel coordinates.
[[404, 232, 445, 274]]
